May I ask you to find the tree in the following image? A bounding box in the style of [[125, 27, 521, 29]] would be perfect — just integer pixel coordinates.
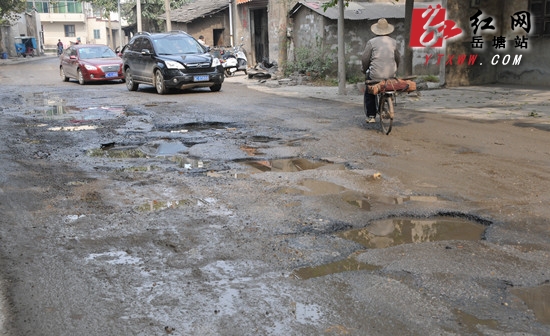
[[322, 0, 350, 95], [403, 0, 414, 76], [322, 0, 415, 87], [321, 0, 350, 12], [121, 0, 190, 33], [0, 0, 25, 24], [82, 0, 120, 48]]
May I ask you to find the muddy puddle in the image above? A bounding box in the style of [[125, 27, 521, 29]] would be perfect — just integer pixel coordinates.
[[511, 283, 550, 325], [453, 309, 500, 333], [293, 216, 486, 280], [292, 258, 380, 280], [242, 158, 346, 173], [278, 178, 445, 211], [337, 217, 486, 249]]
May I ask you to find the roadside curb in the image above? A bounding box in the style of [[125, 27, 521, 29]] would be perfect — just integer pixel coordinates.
[[229, 74, 550, 122], [0, 54, 57, 66]]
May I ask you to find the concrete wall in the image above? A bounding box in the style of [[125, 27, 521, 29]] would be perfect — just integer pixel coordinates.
[[289, 6, 440, 78], [445, 0, 549, 87], [496, 0, 550, 86], [172, 10, 231, 48]]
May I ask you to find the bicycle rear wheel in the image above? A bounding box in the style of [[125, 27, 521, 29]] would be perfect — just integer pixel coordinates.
[[378, 95, 394, 135]]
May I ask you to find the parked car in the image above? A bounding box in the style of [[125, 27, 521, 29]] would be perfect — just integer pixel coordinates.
[[121, 31, 224, 94], [59, 44, 124, 85]]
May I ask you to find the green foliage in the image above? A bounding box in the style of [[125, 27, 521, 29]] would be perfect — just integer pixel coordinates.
[[120, 0, 190, 32], [0, 0, 25, 24], [285, 40, 332, 79], [346, 73, 363, 84], [422, 74, 439, 82], [321, 0, 350, 12]]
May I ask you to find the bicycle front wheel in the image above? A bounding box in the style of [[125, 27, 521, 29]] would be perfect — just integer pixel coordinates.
[[378, 95, 394, 135]]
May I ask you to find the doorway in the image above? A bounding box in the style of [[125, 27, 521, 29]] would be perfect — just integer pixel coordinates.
[[250, 7, 268, 66]]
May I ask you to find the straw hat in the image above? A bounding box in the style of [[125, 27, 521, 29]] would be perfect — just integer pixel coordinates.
[[371, 18, 394, 35]]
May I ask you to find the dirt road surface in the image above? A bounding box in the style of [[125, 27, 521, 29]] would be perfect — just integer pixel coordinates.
[[0, 57, 549, 335]]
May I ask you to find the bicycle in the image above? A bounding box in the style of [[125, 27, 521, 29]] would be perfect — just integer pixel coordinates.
[[364, 76, 416, 135]]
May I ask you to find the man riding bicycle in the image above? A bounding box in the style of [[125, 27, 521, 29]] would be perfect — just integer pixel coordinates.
[[361, 18, 400, 123]]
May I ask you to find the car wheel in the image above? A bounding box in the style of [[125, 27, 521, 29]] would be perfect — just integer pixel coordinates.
[[154, 70, 168, 94], [210, 83, 222, 92], [125, 68, 139, 91], [77, 69, 86, 85], [60, 67, 69, 82]]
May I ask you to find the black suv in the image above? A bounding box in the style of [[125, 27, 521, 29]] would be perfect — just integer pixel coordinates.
[[122, 31, 224, 94]]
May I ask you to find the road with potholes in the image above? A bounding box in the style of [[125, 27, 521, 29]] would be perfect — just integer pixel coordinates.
[[0, 57, 549, 335]]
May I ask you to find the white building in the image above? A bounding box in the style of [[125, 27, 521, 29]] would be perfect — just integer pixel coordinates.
[[27, 0, 126, 53]]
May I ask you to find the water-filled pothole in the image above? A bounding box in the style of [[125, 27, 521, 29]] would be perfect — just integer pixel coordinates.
[[154, 122, 235, 132], [511, 283, 550, 325], [33, 104, 125, 121], [337, 216, 486, 249], [88, 147, 148, 158], [140, 140, 188, 156], [242, 158, 346, 173]]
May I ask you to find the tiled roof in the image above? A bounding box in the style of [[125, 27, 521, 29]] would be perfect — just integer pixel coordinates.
[[164, 0, 230, 23], [290, 1, 406, 20]]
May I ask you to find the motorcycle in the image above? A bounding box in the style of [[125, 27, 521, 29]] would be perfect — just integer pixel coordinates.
[[233, 43, 248, 75], [220, 49, 238, 76], [222, 43, 248, 77]]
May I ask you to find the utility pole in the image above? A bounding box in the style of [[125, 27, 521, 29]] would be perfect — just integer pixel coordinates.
[[136, 0, 142, 33], [337, 0, 346, 95], [229, 0, 234, 47], [118, 0, 123, 49], [165, 0, 171, 32]]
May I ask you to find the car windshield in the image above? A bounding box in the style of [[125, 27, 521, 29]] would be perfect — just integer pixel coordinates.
[[153, 36, 205, 55], [79, 47, 117, 59]]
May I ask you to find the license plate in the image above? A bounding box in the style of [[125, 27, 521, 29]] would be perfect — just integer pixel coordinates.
[[105, 72, 118, 78], [194, 75, 209, 82]]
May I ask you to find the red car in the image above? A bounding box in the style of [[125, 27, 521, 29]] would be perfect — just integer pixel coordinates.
[[59, 44, 124, 84]]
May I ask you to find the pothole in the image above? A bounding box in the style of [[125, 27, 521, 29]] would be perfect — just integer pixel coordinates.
[[242, 158, 346, 173], [291, 258, 380, 280], [135, 199, 193, 212], [337, 216, 486, 249], [154, 122, 236, 132], [278, 180, 444, 211], [87, 146, 148, 159], [87, 142, 209, 170], [511, 283, 550, 325], [31, 101, 126, 121], [453, 309, 500, 333], [292, 216, 488, 280], [240, 145, 265, 156], [250, 135, 281, 143], [140, 140, 188, 156]]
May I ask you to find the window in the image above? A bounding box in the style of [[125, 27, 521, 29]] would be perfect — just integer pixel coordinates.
[[529, 0, 550, 36], [26, 0, 82, 14], [94, 30, 101, 39], [65, 25, 76, 38]]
